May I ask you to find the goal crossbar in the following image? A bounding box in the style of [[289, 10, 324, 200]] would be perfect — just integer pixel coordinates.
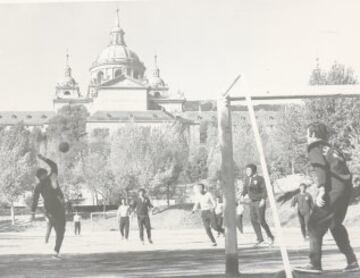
[[229, 84, 360, 101]]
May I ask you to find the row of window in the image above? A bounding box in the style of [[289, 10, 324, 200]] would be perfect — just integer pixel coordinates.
[[96, 68, 141, 83], [0, 114, 48, 120]]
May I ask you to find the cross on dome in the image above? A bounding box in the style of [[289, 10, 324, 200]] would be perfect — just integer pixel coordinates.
[[110, 8, 125, 45]]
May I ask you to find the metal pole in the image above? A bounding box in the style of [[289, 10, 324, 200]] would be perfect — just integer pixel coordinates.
[[244, 94, 293, 278], [218, 75, 241, 277]]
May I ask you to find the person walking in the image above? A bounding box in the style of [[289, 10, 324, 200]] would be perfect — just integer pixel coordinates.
[[117, 198, 131, 240], [74, 211, 81, 236], [295, 122, 359, 274], [241, 164, 274, 247], [31, 154, 66, 259], [132, 189, 154, 244], [192, 183, 224, 246], [291, 183, 313, 240]]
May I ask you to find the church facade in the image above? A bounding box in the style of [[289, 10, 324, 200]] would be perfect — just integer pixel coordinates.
[[53, 10, 185, 119]]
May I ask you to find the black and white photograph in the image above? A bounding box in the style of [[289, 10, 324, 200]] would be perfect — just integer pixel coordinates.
[[1, 0, 360, 277]]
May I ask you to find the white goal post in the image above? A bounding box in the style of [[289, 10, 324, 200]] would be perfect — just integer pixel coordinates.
[[218, 75, 360, 278]]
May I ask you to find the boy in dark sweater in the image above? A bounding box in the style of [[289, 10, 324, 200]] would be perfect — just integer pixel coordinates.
[[241, 164, 274, 246], [291, 183, 313, 240], [132, 189, 154, 244], [295, 122, 359, 274], [31, 154, 66, 259]]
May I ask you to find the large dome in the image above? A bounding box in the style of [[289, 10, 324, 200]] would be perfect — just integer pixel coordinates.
[[96, 44, 140, 65], [89, 10, 145, 82]]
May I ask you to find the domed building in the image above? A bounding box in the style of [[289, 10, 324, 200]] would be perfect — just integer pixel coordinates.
[[53, 9, 185, 115], [83, 10, 184, 113], [88, 12, 146, 88]]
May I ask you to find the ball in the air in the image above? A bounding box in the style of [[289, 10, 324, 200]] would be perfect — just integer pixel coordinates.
[[59, 142, 70, 153]]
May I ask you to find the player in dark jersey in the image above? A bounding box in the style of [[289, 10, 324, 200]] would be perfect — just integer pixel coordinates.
[[241, 164, 274, 246], [291, 183, 313, 240], [132, 189, 154, 244], [295, 122, 359, 274], [31, 154, 66, 259]]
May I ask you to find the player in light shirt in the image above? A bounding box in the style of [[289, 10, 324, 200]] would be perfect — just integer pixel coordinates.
[[192, 183, 224, 246], [117, 198, 132, 240]]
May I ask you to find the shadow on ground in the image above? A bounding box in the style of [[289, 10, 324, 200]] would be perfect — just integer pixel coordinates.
[[0, 246, 359, 278]]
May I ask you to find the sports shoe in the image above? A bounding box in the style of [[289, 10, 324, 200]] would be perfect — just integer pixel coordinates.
[[254, 240, 266, 247], [343, 261, 360, 272], [267, 237, 275, 246], [148, 239, 153, 244], [52, 252, 62, 260], [212, 242, 217, 247], [294, 264, 322, 274]]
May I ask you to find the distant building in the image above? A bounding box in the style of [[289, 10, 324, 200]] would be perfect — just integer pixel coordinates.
[[0, 10, 281, 144]]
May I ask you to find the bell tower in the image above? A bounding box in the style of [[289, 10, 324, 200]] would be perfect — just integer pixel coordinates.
[[55, 51, 81, 99]]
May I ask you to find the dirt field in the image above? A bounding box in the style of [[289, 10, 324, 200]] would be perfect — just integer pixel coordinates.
[[1, 221, 360, 278]]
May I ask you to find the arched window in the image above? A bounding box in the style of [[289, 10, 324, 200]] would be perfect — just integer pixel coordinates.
[[115, 69, 122, 78], [97, 71, 104, 83], [133, 71, 139, 79], [64, 91, 71, 96], [127, 68, 131, 76], [153, 91, 161, 98]]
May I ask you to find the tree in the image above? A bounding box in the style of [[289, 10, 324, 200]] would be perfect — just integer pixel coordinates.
[[110, 122, 189, 204], [0, 123, 36, 224], [307, 60, 360, 175], [45, 105, 89, 201], [149, 122, 188, 205], [81, 128, 114, 210], [273, 105, 308, 176]]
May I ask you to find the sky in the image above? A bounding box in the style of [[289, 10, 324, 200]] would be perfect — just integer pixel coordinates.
[[1, 0, 360, 110]]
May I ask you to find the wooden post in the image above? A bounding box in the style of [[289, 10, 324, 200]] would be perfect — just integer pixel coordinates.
[[245, 94, 293, 278], [218, 95, 239, 277]]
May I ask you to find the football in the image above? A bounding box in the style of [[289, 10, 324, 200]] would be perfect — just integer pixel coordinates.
[[59, 142, 70, 153]]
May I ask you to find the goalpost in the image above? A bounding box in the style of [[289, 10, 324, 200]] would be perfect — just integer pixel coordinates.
[[217, 75, 360, 278]]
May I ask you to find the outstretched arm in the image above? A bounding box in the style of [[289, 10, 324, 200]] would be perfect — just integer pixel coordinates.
[[38, 154, 58, 176]]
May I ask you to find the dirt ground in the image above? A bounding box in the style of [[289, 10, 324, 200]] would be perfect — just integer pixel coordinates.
[[1, 222, 360, 278]]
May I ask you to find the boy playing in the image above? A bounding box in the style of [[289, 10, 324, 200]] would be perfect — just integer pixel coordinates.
[[132, 189, 154, 244], [192, 183, 224, 246], [295, 122, 359, 274], [74, 211, 81, 235], [241, 164, 274, 246], [117, 198, 131, 240], [291, 183, 313, 240], [31, 154, 66, 259]]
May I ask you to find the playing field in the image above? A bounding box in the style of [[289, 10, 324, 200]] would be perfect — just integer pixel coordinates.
[[1, 223, 360, 278]]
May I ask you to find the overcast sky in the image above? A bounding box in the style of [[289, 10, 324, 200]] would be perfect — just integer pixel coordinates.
[[0, 0, 360, 110]]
